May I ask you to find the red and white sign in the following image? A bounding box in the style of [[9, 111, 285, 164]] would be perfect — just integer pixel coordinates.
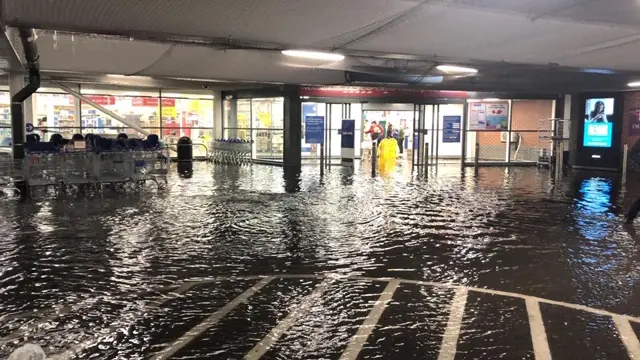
[[131, 97, 176, 107], [83, 95, 116, 106], [299, 86, 467, 99]]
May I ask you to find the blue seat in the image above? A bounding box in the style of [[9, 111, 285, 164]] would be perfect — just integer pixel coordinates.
[[25, 142, 57, 153]]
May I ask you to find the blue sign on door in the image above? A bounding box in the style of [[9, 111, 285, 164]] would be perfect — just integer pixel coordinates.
[[305, 116, 325, 144], [341, 120, 355, 149], [25, 123, 34, 132], [442, 116, 461, 143]]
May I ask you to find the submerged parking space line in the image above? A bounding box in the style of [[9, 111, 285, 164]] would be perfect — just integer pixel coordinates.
[[613, 316, 640, 359], [150, 277, 274, 360], [525, 298, 552, 360], [47, 281, 198, 360], [437, 287, 468, 360], [244, 279, 334, 360], [339, 280, 400, 360]]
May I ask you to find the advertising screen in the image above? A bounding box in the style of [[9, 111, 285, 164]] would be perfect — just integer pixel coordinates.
[[583, 98, 614, 148]]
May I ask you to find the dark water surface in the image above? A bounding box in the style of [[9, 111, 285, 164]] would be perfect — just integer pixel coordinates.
[[1, 163, 639, 359]]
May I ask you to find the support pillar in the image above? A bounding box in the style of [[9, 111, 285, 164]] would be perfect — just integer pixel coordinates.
[[283, 88, 301, 167], [9, 73, 29, 142], [213, 90, 223, 139], [566, 94, 580, 166]]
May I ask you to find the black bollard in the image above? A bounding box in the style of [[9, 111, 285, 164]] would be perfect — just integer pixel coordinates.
[[177, 136, 193, 178]]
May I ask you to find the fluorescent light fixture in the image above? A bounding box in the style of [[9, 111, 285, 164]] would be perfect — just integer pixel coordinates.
[[282, 50, 344, 61], [436, 64, 478, 74], [628, 81, 640, 87], [482, 98, 501, 101]]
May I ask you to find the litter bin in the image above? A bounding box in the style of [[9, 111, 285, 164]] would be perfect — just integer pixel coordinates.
[[177, 136, 193, 177]]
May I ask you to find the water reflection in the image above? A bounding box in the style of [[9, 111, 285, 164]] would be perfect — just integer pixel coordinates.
[[0, 163, 639, 330]]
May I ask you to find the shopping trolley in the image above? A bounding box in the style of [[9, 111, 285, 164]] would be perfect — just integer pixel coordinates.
[[96, 150, 136, 189], [24, 150, 62, 194], [58, 151, 99, 191], [132, 149, 170, 188], [210, 139, 253, 165]]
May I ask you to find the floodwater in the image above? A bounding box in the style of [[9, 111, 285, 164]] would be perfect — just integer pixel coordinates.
[[0, 162, 639, 359]]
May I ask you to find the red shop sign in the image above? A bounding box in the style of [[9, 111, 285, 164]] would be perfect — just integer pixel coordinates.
[[132, 97, 158, 107], [299, 86, 468, 99], [84, 95, 116, 105], [161, 98, 176, 107]]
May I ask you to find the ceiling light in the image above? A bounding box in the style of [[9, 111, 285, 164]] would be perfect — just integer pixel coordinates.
[[482, 98, 501, 101], [436, 64, 478, 74], [628, 81, 640, 87], [282, 50, 344, 61]]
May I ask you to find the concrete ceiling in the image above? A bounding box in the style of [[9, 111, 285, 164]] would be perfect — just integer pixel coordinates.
[[2, 0, 640, 92]]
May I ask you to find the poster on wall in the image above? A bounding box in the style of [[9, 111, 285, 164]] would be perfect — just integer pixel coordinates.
[[305, 116, 325, 144], [485, 103, 509, 129], [468, 103, 486, 130], [628, 110, 640, 136], [442, 116, 461, 143], [583, 98, 614, 148]]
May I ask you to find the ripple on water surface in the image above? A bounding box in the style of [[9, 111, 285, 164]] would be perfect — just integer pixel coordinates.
[[0, 163, 639, 358]]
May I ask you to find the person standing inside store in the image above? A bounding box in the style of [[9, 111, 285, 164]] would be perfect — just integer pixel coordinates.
[[365, 121, 384, 145], [37, 117, 48, 141], [397, 126, 405, 155]]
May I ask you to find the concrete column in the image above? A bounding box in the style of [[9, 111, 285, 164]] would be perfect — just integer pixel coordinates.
[[227, 99, 238, 138], [213, 90, 223, 139], [73, 84, 82, 129], [566, 94, 580, 166], [283, 89, 301, 167]]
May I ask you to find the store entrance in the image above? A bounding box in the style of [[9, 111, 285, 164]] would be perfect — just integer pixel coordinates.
[[412, 104, 465, 172], [301, 102, 361, 163]]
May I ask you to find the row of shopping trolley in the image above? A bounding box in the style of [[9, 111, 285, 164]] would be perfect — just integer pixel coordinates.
[[0, 148, 170, 196], [209, 139, 253, 165]]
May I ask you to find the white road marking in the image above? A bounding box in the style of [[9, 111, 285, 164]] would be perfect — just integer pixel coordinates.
[[339, 280, 400, 360], [244, 279, 333, 360], [437, 287, 468, 360], [614, 315, 640, 359], [150, 277, 274, 360], [526, 298, 553, 360]]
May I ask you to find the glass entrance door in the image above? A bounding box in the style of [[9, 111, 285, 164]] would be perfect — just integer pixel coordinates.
[[302, 102, 357, 163]]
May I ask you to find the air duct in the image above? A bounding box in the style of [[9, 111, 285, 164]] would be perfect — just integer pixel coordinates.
[[11, 28, 40, 159]]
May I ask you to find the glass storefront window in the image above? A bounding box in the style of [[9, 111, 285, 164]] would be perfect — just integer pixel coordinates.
[[252, 98, 284, 162], [33, 93, 77, 140], [0, 91, 9, 145], [161, 97, 213, 157], [80, 96, 160, 138]]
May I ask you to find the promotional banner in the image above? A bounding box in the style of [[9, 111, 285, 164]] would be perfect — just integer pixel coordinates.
[[305, 116, 324, 144], [468, 103, 486, 130], [469, 102, 509, 130], [629, 110, 640, 136], [341, 119, 355, 161], [442, 116, 461, 143]]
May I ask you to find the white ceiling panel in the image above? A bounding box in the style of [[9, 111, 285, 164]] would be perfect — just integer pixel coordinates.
[[345, 4, 640, 67], [3, 0, 414, 46], [33, 34, 346, 85]]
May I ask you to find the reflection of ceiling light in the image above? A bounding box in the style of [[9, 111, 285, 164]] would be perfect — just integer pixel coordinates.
[[282, 50, 344, 61], [436, 64, 478, 74], [628, 81, 640, 87]]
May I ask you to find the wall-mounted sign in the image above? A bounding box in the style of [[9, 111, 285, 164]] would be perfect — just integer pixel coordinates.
[[628, 109, 640, 136], [583, 98, 614, 148], [468, 102, 509, 130], [442, 116, 461, 143], [305, 116, 324, 144]]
